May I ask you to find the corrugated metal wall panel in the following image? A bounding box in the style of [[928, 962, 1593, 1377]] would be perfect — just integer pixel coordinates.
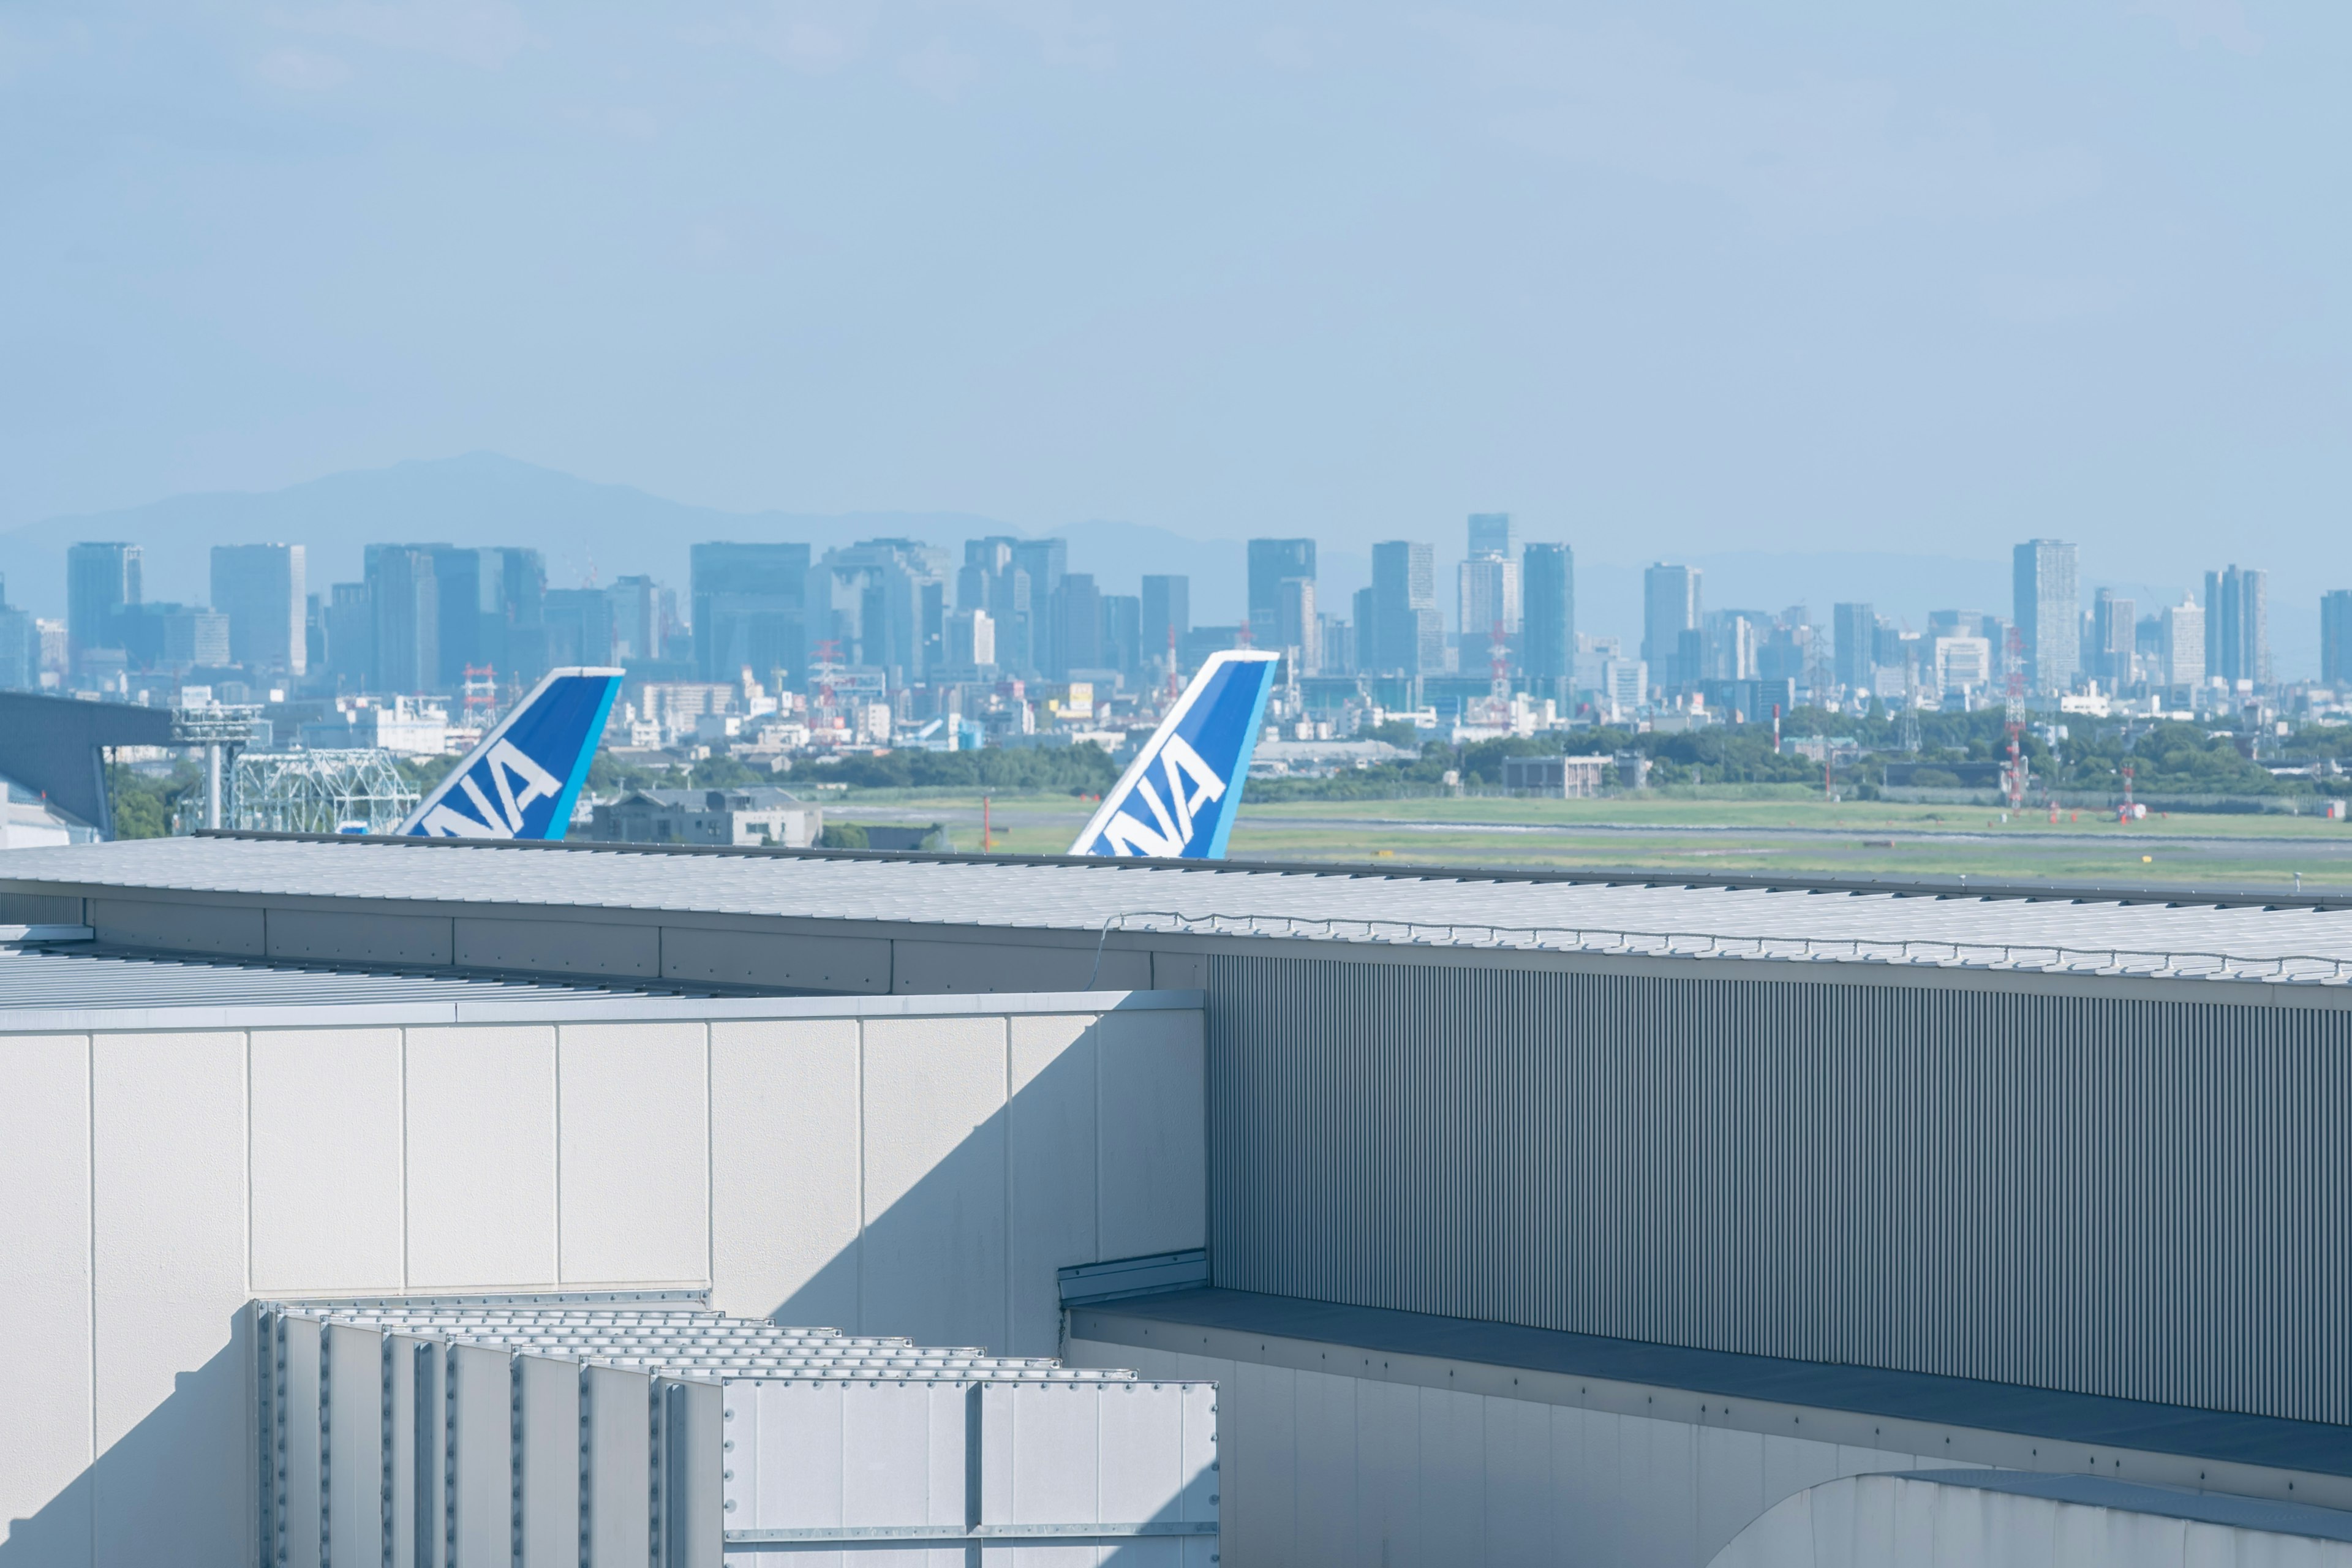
[[1205, 955, 2352, 1426]]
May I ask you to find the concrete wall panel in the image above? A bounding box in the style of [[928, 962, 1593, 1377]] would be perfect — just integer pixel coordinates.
[[0, 1034, 92, 1564], [1096, 1006, 1206, 1260], [91, 1030, 249, 1568], [859, 1014, 1008, 1349], [662, 926, 890, 993], [89, 896, 263, 956], [455, 915, 659, 979], [250, 1028, 405, 1294], [404, 1026, 558, 1290], [709, 1017, 862, 1325], [266, 908, 453, 967], [557, 1021, 708, 1286], [1006, 1014, 1098, 1359]]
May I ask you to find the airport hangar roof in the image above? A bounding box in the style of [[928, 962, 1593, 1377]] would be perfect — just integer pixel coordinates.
[[9, 834, 2352, 991]]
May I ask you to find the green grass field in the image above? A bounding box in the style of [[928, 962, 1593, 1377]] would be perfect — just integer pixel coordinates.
[[815, 788, 2352, 893]]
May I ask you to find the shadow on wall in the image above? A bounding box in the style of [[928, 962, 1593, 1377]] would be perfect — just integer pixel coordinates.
[[2, 1327, 246, 1568], [2, 1004, 1207, 1566]]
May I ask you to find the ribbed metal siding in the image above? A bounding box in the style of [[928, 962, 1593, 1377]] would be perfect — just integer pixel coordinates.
[[1206, 954, 2352, 1425]]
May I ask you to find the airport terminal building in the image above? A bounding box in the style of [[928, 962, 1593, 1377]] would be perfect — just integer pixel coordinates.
[[9, 835, 2352, 1564]]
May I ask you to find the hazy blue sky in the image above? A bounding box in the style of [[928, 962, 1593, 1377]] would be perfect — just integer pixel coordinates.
[[4, 1, 2344, 594]]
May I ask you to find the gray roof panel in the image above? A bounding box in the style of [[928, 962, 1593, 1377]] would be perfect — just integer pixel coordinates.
[[9, 837, 2352, 986]]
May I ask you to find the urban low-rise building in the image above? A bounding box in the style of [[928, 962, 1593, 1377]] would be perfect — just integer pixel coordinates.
[[586, 786, 821, 846]]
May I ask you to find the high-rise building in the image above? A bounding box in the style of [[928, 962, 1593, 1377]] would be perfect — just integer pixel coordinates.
[[1457, 556, 1520, 647], [608, 575, 663, 663], [365, 546, 439, 693], [1642, 564, 1702, 692], [943, 608, 995, 671], [1275, 578, 1319, 674], [693, 542, 811, 686], [322, 583, 372, 691], [1467, 513, 1518, 562], [545, 588, 616, 667], [210, 544, 307, 677], [2205, 565, 2269, 688], [2158, 599, 2204, 691], [1701, 609, 1766, 682], [0, 575, 35, 690], [960, 537, 1050, 677], [1319, 614, 1355, 677], [1101, 595, 1141, 683], [2324, 591, 2352, 688], [1140, 575, 1189, 677], [2012, 540, 2079, 694], [2090, 589, 2135, 689], [1520, 543, 1574, 696], [1370, 541, 1440, 676], [67, 542, 141, 671], [1831, 603, 1875, 692], [812, 538, 951, 683], [1050, 573, 1104, 678], [1246, 540, 1316, 647]]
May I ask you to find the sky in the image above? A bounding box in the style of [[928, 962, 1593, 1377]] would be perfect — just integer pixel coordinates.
[[2, 2, 2346, 633]]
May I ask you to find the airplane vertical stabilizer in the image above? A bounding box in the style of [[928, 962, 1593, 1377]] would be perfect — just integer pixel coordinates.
[[1068, 649, 1280, 860], [394, 667, 624, 840]]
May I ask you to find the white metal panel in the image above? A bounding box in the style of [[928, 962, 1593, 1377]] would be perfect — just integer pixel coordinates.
[[708, 1017, 862, 1326], [518, 1354, 581, 1568], [326, 1322, 387, 1568], [0, 1032, 92, 1561], [661, 1378, 725, 1567], [1093, 1008, 1205, 1262], [91, 1027, 250, 1568], [390, 1333, 434, 1568], [1290, 1368, 1356, 1568], [1482, 1393, 1549, 1568], [251, 1027, 405, 1293], [584, 1364, 652, 1568], [282, 1313, 324, 1568], [405, 1025, 559, 1289], [449, 1344, 514, 1568], [1006, 1013, 1099, 1360], [557, 1020, 709, 1287], [860, 1015, 1009, 1350], [736, 1381, 846, 1532]]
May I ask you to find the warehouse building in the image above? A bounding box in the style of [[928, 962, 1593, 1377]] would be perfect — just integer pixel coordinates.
[[8, 835, 2352, 1564]]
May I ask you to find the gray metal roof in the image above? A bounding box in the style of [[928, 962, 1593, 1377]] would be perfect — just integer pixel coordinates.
[[12, 836, 2352, 986], [0, 940, 701, 1011]]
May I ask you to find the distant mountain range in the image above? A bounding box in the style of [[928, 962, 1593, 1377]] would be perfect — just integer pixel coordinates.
[[4, 451, 2278, 670]]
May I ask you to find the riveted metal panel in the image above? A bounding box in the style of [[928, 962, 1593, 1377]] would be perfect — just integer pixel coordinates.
[[1207, 954, 2352, 1426]]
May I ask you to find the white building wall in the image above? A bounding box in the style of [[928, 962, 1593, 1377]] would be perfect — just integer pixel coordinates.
[[0, 993, 1204, 1568], [1073, 1338, 1968, 1568]]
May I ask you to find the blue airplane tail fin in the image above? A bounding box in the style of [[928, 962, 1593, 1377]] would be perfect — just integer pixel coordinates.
[[1068, 649, 1280, 860], [395, 667, 624, 840]]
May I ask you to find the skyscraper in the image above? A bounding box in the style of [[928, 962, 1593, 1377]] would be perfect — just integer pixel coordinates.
[[693, 542, 811, 685], [812, 538, 951, 682], [1275, 578, 1319, 674], [1140, 575, 1189, 677], [1102, 594, 1141, 683], [0, 575, 34, 690], [2159, 599, 2204, 691], [1467, 513, 1518, 562], [1831, 603, 1875, 692], [1370, 541, 1440, 675], [2012, 540, 2079, 694], [2090, 589, 2135, 689], [66, 541, 141, 671], [210, 543, 307, 677], [2204, 565, 2269, 688], [364, 546, 439, 693], [1050, 572, 1103, 677], [2324, 591, 2352, 688], [1246, 539, 1317, 646], [1642, 564, 1701, 692], [1520, 543, 1575, 697], [1457, 556, 1520, 647]]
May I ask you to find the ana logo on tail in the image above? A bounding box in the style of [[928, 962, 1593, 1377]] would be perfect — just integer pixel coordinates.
[[1069, 650, 1280, 860], [396, 668, 624, 840]]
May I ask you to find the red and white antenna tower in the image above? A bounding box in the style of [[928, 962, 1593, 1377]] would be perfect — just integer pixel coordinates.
[[2003, 625, 2029, 811], [462, 665, 498, 726]]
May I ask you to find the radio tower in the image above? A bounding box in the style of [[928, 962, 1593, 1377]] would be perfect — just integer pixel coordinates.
[[462, 665, 498, 727], [2002, 624, 2029, 810]]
